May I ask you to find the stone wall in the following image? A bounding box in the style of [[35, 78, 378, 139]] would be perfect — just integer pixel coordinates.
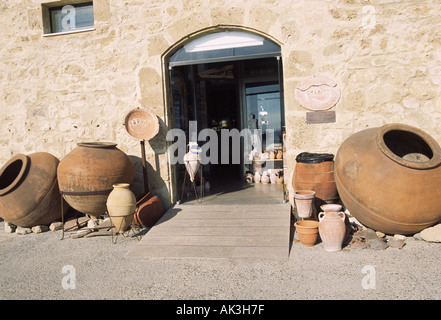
[[1, 0, 440, 207]]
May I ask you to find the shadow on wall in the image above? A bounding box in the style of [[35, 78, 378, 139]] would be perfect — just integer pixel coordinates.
[[128, 117, 172, 210]]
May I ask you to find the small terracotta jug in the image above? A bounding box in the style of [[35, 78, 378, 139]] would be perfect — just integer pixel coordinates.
[[318, 211, 346, 252], [276, 150, 283, 160]]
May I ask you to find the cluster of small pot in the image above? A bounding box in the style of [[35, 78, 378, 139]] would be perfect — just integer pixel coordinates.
[[294, 203, 441, 251]]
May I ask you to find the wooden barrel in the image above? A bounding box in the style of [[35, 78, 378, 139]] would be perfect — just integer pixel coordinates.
[[292, 152, 338, 203]]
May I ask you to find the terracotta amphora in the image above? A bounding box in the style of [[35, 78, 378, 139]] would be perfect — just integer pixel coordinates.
[[318, 211, 346, 252], [107, 183, 136, 233]]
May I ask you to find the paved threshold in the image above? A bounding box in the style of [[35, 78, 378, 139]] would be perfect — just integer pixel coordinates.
[[126, 203, 292, 259]]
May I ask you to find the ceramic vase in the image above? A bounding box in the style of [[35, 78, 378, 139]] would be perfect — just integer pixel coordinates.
[[294, 190, 315, 218], [107, 183, 136, 233], [261, 171, 270, 184], [270, 172, 277, 184], [276, 150, 283, 160], [184, 151, 200, 182], [295, 220, 319, 246], [318, 211, 347, 252], [254, 172, 261, 183]]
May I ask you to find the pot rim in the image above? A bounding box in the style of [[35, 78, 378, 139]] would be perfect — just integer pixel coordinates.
[[376, 123, 441, 169], [295, 220, 319, 228], [77, 142, 117, 148], [294, 190, 316, 199], [0, 154, 29, 196]]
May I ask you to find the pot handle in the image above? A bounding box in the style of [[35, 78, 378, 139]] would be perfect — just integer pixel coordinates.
[[318, 212, 325, 222], [339, 212, 346, 222]]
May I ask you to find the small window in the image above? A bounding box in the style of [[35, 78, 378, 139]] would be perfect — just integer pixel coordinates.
[[42, 1, 94, 35]]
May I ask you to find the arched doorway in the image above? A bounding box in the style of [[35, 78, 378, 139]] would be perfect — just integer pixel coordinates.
[[166, 29, 286, 204]]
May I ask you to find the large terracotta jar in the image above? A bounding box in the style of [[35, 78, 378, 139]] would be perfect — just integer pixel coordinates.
[[334, 123, 441, 235], [58, 142, 135, 217], [0, 152, 68, 227], [292, 152, 338, 203]]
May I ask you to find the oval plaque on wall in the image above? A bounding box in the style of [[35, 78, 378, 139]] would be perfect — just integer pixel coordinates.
[[294, 75, 341, 111]]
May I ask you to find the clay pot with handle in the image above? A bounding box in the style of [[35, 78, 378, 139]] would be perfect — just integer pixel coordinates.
[[318, 211, 347, 252]]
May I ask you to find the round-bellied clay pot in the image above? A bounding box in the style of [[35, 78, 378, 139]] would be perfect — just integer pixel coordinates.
[[294, 190, 315, 218], [295, 220, 319, 246], [107, 183, 136, 233], [0, 152, 68, 227], [57, 142, 134, 217], [318, 211, 347, 252], [334, 123, 441, 235]]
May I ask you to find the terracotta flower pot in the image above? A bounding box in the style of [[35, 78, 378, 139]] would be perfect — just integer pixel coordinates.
[[58, 142, 134, 217], [295, 220, 319, 246], [107, 183, 136, 233], [294, 190, 315, 218], [0, 152, 69, 227]]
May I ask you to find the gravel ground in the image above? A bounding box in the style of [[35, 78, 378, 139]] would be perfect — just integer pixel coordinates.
[[1, 219, 440, 304]]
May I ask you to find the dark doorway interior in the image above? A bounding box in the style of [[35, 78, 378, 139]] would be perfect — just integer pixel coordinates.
[[170, 58, 284, 202]]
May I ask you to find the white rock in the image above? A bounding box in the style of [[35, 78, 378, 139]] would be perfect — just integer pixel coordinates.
[[16, 226, 32, 235], [49, 221, 63, 231], [420, 224, 441, 243], [4, 221, 16, 233], [32, 225, 49, 233], [87, 218, 99, 229], [393, 234, 406, 241], [376, 231, 386, 238]]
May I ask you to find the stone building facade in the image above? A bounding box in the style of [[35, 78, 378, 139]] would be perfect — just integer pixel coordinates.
[[1, 0, 441, 209]]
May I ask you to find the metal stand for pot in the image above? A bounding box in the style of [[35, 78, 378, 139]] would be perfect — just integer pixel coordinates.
[[110, 212, 143, 244], [180, 163, 204, 203]]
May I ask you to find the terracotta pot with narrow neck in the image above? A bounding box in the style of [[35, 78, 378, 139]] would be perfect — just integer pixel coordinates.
[[0, 152, 68, 227], [319, 211, 347, 252], [107, 183, 136, 233], [57, 142, 134, 217]]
